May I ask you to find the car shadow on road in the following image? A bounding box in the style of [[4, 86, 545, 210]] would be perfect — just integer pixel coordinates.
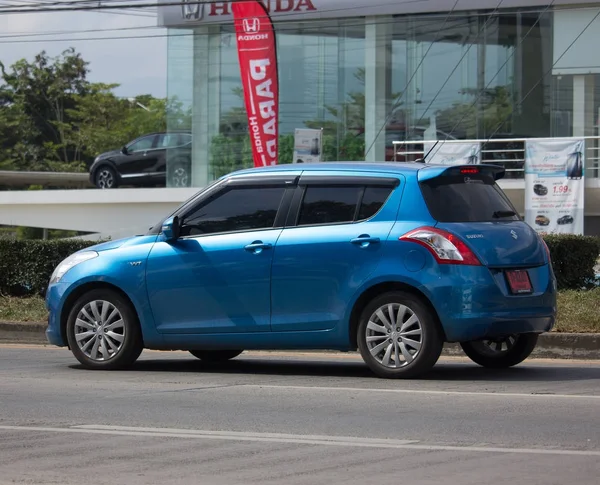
[[70, 355, 600, 382]]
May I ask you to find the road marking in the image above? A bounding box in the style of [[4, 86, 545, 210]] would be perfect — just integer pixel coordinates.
[[241, 384, 600, 400], [0, 424, 598, 457]]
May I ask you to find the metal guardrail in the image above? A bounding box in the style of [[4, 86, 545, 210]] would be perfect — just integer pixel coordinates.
[[392, 136, 600, 179], [0, 171, 94, 188]]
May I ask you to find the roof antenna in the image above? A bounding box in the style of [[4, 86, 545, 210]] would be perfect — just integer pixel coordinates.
[[416, 140, 440, 164]]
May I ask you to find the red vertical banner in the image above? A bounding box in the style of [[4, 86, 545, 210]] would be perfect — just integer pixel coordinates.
[[232, 0, 279, 167]]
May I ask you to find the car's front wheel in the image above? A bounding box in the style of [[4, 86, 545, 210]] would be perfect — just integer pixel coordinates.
[[460, 334, 538, 368], [357, 291, 443, 379], [189, 350, 243, 362], [94, 166, 118, 189], [66, 289, 143, 370]]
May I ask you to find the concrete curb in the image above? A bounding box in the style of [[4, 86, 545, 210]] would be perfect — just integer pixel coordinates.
[[1, 321, 599, 360]]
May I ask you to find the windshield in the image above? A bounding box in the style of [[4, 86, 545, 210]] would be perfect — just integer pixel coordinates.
[[419, 173, 520, 223]]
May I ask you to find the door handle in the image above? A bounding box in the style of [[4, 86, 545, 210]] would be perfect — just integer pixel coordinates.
[[350, 235, 380, 247], [244, 241, 273, 253]]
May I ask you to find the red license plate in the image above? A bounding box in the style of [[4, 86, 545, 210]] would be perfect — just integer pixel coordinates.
[[506, 270, 533, 294]]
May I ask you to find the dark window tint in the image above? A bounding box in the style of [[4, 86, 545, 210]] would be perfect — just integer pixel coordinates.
[[298, 186, 362, 225], [181, 187, 285, 236], [128, 135, 155, 153], [420, 174, 519, 222], [358, 187, 393, 220]]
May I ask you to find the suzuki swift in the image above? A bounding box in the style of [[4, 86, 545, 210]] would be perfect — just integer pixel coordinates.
[[46, 163, 556, 378]]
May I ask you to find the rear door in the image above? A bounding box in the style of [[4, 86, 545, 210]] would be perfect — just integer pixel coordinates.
[[418, 165, 546, 268], [270, 173, 403, 332]]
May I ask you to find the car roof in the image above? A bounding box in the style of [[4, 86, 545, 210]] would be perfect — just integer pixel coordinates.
[[232, 162, 427, 177]]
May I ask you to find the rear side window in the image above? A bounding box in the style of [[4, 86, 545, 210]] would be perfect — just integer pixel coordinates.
[[298, 185, 394, 226], [299, 186, 362, 225], [358, 187, 394, 220], [419, 174, 519, 223], [181, 186, 285, 236]]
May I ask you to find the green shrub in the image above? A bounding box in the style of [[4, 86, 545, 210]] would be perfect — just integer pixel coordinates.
[[0, 239, 100, 297], [543, 234, 600, 290]]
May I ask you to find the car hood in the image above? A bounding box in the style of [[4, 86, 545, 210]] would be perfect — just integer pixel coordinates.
[[83, 235, 158, 253], [95, 149, 121, 161]]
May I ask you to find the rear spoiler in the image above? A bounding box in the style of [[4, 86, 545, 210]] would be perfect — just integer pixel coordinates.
[[416, 164, 505, 182]]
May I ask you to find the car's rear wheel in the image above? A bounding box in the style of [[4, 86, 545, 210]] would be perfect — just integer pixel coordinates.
[[66, 289, 143, 370], [357, 291, 443, 379], [460, 334, 538, 368], [94, 166, 118, 189], [189, 350, 243, 362], [168, 160, 190, 187]]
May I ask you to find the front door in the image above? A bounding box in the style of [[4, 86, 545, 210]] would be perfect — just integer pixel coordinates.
[[146, 181, 293, 334], [119, 134, 159, 177]]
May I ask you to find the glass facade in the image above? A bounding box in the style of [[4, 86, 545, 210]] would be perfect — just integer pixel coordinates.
[[165, 7, 599, 187]]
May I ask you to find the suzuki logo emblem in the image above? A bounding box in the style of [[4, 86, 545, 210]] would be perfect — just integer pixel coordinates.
[[181, 0, 204, 20], [243, 17, 260, 33], [511, 230, 518, 240]]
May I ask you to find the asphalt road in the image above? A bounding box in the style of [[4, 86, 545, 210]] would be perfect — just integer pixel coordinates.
[[1, 345, 599, 485]]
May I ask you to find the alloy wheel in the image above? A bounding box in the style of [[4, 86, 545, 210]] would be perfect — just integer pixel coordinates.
[[365, 303, 423, 368], [171, 166, 189, 187], [97, 169, 115, 188], [475, 336, 517, 355], [74, 300, 125, 362]]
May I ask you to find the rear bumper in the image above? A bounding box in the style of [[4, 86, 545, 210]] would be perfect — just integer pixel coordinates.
[[424, 263, 557, 343]]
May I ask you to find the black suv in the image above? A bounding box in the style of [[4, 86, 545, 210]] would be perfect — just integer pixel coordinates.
[[89, 132, 192, 189]]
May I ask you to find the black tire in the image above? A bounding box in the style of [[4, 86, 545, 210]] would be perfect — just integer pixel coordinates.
[[357, 291, 443, 379], [168, 160, 190, 187], [189, 350, 243, 362], [460, 334, 538, 368], [94, 165, 118, 189], [66, 289, 143, 370]]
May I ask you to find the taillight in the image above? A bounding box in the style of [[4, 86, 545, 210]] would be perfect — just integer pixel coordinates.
[[400, 226, 481, 266]]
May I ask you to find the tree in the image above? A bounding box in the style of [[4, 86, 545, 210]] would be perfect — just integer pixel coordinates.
[[0, 48, 89, 172], [435, 86, 513, 139]]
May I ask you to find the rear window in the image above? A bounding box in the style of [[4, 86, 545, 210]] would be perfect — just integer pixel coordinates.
[[419, 173, 519, 222]]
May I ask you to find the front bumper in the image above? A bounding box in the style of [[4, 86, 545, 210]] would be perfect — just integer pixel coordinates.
[[45, 282, 70, 347]]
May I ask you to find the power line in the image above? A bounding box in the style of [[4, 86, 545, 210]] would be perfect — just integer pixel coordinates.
[[363, 0, 462, 157], [483, 6, 600, 144], [397, 0, 506, 150], [436, 1, 555, 145], [0, 0, 430, 15]]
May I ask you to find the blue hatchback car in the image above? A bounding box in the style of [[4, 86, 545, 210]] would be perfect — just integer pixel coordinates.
[[46, 162, 556, 378]]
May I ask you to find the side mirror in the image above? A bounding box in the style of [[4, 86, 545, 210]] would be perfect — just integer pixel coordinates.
[[161, 216, 181, 241], [121, 146, 128, 155]]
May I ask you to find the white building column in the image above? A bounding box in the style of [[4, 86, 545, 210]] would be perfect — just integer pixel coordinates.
[[191, 26, 221, 187], [572, 74, 595, 137], [364, 16, 392, 162]]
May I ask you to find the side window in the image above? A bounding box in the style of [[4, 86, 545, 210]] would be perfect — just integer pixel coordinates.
[[180, 186, 286, 237], [178, 133, 192, 146], [158, 134, 180, 148], [358, 186, 394, 220], [298, 186, 362, 226], [128, 136, 155, 153]]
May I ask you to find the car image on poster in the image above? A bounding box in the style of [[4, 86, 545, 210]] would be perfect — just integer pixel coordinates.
[[524, 138, 585, 235]]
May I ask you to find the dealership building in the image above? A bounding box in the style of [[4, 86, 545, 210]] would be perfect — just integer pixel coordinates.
[[3, 0, 600, 238]]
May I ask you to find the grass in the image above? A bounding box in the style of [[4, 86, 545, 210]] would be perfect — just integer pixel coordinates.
[[1, 290, 599, 333], [555, 288, 600, 333], [0, 295, 47, 324]]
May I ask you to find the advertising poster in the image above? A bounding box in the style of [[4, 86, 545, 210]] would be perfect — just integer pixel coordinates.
[[524, 138, 585, 235], [422, 141, 480, 165], [232, 1, 279, 167], [293, 128, 323, 163]]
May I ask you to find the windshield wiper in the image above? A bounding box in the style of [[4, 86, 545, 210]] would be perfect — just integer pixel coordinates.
[[493, 210, 517, 218]]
